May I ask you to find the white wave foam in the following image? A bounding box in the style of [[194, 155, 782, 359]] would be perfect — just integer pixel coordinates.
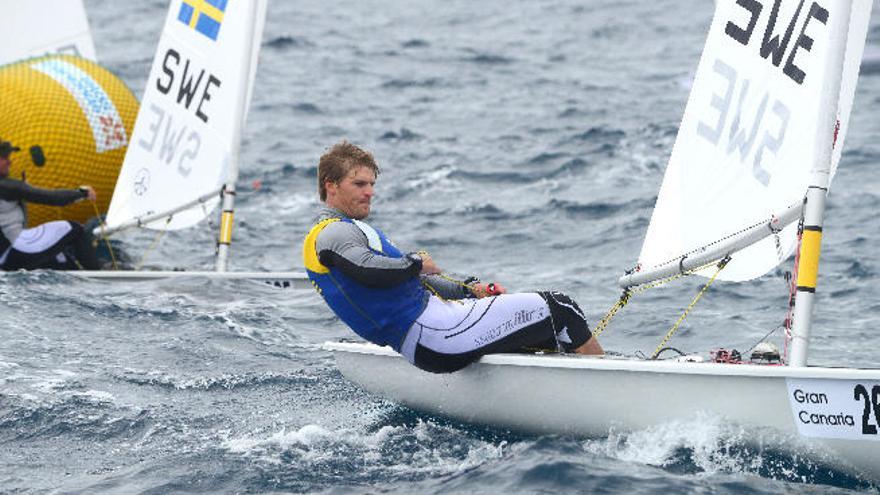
[[582, 411, 818, 479], [223, 420, 506, 475], [29, 369, 78, 393], [0, 359, 20, 370], [76, 390, 117, 404]]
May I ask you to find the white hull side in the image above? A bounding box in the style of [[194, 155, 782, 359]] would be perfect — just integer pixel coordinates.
[[326, 342, 880, 481]]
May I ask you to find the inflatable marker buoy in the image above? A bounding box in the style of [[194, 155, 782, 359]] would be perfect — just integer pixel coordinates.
[[0, 54, 138, 226]]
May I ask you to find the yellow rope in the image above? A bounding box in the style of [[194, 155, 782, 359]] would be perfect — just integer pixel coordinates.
[[421, 270, 479, 302], [134, 217, 172, 270], [420, 276, 446, 300], [416, 251, 483, 301], [593, 260, 720, 337], [593, 290, 630, 337], [649, 258, 729, 359], [90, 200, 118, 270]]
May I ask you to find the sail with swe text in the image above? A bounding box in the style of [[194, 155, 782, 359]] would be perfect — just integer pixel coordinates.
[[106, 0, 267, 232], [637, 0, 871, 281]]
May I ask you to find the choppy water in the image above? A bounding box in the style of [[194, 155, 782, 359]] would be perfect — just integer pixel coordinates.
[[3, 0, 880, 493]]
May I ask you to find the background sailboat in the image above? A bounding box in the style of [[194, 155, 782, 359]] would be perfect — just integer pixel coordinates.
[[326, 0, 880, 481]]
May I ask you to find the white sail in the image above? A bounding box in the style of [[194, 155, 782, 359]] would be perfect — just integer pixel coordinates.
[[0, 0, 97, 64], [638, 0, 872, 281], [106, 0, 266, 231], [830, 1, 871, 181], [244, 0, 267, 122]]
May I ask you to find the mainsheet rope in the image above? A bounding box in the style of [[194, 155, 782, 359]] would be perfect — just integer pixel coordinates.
[[418, 251, 485, 301], [90, 200, 119, 270], [649, 257, 729, 359], [593, 257, 730, 359], [134, 216, 172, 270]]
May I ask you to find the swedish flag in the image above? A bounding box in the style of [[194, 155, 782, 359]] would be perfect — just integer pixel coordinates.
[[178, 0, 228, 41]]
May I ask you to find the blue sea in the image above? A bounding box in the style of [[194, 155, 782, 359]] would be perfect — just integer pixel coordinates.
[[3, 0, 880, 492]]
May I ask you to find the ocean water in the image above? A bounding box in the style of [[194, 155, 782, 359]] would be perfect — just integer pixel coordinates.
[[2, 0, 880, 493]]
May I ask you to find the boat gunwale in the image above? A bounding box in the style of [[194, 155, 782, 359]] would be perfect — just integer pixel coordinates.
[[324, 341, 880, 379]]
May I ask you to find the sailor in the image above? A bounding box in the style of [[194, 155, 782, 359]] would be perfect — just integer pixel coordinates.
[[303, 141, 603, 373], [0, 138, 100, 270]]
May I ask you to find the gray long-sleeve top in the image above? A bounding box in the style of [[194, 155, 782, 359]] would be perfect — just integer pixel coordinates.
[[0, 177, 86, 245], [314, 206, 472, 300]]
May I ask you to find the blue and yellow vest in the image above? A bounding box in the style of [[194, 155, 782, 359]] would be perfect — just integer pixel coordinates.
[[303, 217, 426, 351]]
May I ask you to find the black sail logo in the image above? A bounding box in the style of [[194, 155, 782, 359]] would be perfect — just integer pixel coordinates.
[[724, 0, 830, 85]]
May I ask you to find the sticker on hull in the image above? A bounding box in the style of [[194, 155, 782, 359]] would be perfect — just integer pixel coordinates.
[[787, 378, 880, 441]]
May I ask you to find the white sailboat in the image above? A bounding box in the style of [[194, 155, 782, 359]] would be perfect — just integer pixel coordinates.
[[0, 0, 97, 64], [325, 0, 880, 481], [77, 0, 306, 287]]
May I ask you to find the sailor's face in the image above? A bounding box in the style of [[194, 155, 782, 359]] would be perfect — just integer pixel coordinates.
[[0, 156, 9, 178], [327, 166, 375, 219]]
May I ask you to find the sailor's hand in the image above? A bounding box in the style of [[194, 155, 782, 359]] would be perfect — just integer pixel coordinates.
[[79, 185, 97, 202], [470, 282, 506, 298], [417, 251, 441, 275]]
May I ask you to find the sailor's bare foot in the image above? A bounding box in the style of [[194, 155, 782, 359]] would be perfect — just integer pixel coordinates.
[[574, 336, 604, 356]]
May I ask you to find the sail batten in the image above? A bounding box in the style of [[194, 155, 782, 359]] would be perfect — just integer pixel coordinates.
[[637, 0, 872, 282], [106, 0, 267, 232]]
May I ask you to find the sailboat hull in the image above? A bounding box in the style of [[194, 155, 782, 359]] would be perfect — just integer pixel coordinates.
[[326, 341, 880, 481]]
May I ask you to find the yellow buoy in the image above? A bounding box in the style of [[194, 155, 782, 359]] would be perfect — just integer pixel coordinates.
[[0, 54, 138, 226]]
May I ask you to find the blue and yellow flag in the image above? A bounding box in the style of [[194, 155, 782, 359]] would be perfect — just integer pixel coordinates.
[[177, 0, 228, 41]]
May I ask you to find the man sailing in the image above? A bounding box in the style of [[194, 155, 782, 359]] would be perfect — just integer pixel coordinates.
[[303, 141, 603, 373]]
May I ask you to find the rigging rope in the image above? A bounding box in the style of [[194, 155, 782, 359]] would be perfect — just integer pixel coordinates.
[[90, 200, 118, 270], [783, 216, 805, 362], [134, 216, 172, 270], [593, 258, 723, 338], [593, 290, 630, 337], [416, 251, 478, 302], [649, 257, 729, 359], [415, 250, 509, 301]]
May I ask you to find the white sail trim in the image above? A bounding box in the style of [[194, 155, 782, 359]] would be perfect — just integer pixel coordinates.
[[0, 0, 97, 64], [637, 0, 871, 282], [106, 0, 267, 231], [829, 0, 872, 182], [0, 0, 98, 65]]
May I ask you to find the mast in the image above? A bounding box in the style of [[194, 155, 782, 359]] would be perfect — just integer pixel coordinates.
[[215, 1, 259, 272], [789, 0, 853, 367]]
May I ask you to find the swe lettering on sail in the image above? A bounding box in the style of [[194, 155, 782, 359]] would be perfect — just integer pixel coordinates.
[[697, 59, 790, 186], [137, 103, 201, 177], [725, 0, 829, 85], [156, 48, 222, 123]]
